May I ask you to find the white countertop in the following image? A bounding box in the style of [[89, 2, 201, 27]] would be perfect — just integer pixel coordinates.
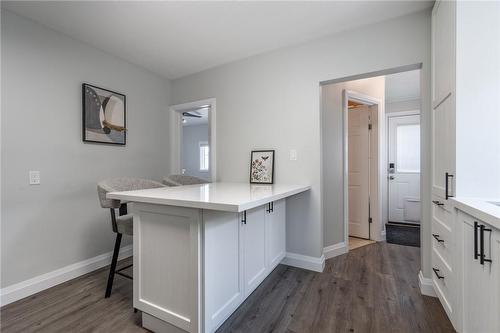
[[107, 182, 311, 212], [451, 197, 500, 229]]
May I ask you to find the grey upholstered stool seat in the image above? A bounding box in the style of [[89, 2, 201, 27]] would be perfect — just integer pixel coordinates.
[[115, 214, 133, 235], [162, 174, 210, 186], [97, 177, 166, 298]]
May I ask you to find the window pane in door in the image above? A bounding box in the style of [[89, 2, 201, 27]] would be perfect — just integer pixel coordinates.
[[396, 124, 420, 173]]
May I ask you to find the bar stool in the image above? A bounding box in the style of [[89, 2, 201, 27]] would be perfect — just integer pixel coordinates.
[[162, 174, 210, 186], [97, 177, 165, 298]]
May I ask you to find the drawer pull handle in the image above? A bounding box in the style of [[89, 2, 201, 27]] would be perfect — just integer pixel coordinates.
[[241, 210, 247, 224], [445, 172, 454, 200], [432, 200, 444, 206], [480, 224, 492, 265], [432, 234, 444, 243], [432, 267, 444, 279], [474, 221, 479, 260]]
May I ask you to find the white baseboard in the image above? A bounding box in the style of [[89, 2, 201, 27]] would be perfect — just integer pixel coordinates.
[[323, 242, 347, 259], [282, 252, 325, 272], [1, 245, 133, 307], [380, 230, 387, 241], [418, 270, 436, 297]]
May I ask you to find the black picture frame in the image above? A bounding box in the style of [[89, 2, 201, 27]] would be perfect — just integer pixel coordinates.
[[82, 83, 126, 145], [249, 150, 275, 184]]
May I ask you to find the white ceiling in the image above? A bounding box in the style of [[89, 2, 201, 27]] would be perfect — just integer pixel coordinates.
[[385, 69, 420, 102], [182, 108, 208, 127], [3, 1, 432, 80]]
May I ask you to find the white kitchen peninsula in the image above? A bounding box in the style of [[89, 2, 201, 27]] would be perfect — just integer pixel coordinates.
[[107, 182, 310, 333]]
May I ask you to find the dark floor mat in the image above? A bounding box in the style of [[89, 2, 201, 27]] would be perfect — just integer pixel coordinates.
[[386, 222, 420, 247]]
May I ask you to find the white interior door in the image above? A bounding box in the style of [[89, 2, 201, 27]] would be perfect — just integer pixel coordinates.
[[348, 106, 370, 239], [388, 114, 421, 223]]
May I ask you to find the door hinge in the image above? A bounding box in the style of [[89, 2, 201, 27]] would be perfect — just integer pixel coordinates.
[[369, 217, 373, 224], [368, 124, 372, 130]]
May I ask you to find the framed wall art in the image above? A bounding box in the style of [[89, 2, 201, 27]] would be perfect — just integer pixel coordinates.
[[249, 150, 275, 184], [82, 83, 126, 145]]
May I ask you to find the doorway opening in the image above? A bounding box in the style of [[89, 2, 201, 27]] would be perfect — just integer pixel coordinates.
[[169, 98, 216, 182], [320, 64, 423, 256]]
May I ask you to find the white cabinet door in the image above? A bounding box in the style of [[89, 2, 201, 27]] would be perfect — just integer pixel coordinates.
[[265, 200, 286, 270], [431, 0, 456, 199], [432, 87, 456, 199], [460, 213, 500, 333], [242, 206, 267, 297], [432, 0, 455, 106], [203, 210, 244, 333]]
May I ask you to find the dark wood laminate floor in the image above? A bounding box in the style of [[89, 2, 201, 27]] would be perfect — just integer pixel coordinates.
[[1, 242, 454, 333]]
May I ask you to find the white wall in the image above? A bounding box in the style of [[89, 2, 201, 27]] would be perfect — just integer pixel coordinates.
[[1, 10, 172, 287], [321, 76, 385, 247], [386, 98, 420, 113], [455, 1, 500, 198], [182, 124, 210, 180], [172, 9, 432, 276]]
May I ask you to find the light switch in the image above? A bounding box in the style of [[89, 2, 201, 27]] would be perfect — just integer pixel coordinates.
[[289, 149, 298, 161], [29, 171, 40, 185]]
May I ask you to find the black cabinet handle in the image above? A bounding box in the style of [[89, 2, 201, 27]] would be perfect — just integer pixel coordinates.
[[241, 210, 247, 224], [432, 200, 444, 206], [445, 172, 454, 200], [432, 234, 444, 243], [266, 202, 274, 213], [480, 224, 493, 265], [432, 267, 444, 279], [474, 221, 479, 260]]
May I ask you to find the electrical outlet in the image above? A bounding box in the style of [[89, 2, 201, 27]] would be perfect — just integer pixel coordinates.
[[289, 149, 298, 161], [29, 171, 40, 185]]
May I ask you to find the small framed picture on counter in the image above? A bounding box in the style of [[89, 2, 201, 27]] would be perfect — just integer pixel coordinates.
[[250, 150, 275, 184]]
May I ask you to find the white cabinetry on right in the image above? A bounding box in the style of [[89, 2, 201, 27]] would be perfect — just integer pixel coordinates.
[[431, 0, 456, 201], [456, 210, 500, 333]]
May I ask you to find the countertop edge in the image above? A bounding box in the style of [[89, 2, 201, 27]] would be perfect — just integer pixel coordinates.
[[451, 197, 500, 230], [107, 184, 311, 213]]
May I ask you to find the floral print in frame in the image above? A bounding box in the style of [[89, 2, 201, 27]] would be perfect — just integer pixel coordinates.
[[250, 150, 275, 184]]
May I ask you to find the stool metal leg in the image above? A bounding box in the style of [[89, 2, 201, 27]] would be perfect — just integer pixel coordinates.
[[105, 233, 122, 298]]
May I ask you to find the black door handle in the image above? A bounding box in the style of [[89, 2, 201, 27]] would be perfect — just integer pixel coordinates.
[[241, 210, 247, 224], [432, 200, 444, 206], [432, 267, 444, 279], [474, 221, 479, 260], [432, 234, 444, 243], [480, 224, 493, 265], [445, 172, 454, 200]]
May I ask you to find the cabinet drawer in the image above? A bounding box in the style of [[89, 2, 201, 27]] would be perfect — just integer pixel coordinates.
[[432, 248, 454, 317], [432, 196, 453, 230], [432, 217, 453, 268]]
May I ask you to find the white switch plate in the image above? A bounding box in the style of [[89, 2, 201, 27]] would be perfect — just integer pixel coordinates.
[[289, 149, 297, 161], [29, 171, 40, 185]]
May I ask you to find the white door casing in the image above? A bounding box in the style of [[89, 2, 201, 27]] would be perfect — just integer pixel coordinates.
[[348, 106, 371, 239], [388, 114, 421, 223]]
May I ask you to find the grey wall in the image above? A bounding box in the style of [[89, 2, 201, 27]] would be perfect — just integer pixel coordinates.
[[1, 10, 171, 287], [182, 124, 210, 180], [172, 9, 432, 279], [321, 76, 385, 247]]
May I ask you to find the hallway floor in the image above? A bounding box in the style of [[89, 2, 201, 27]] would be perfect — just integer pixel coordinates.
[[348, 236, 376, 250], [0, 243, 454, 333]]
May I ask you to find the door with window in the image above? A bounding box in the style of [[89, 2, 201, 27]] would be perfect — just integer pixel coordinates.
[[388, 114, 421, 223]]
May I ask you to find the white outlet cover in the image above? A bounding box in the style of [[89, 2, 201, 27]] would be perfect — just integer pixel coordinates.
[[289, 149, 298, 161], [29, 171, 40, 185]]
